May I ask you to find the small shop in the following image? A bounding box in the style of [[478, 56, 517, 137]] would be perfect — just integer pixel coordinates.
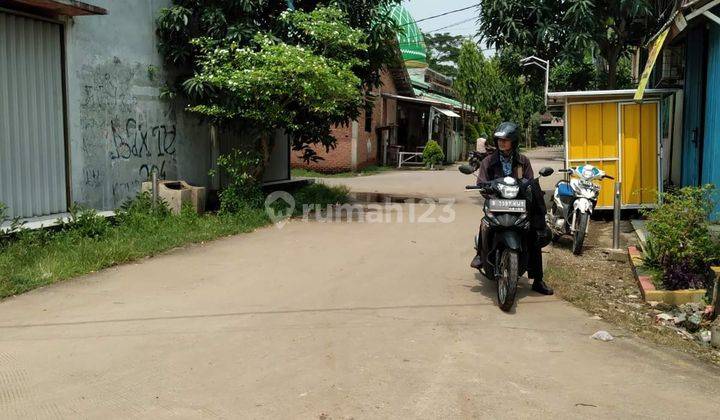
[[548, 89, 678, 209]]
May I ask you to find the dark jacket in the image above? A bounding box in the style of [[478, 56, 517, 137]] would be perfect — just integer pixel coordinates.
[[476, 151, 546, 229], [476, 151, 534, 184]]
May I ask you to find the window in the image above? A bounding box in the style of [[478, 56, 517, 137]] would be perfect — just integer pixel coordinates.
[[364, 105, 373, 132]]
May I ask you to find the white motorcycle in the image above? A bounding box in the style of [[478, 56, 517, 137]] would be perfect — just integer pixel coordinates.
[[546, 165, 614, 255]]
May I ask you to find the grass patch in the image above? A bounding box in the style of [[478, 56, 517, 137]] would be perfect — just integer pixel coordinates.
[[0, 183, 351, 300], [292, 165, 391, 178], [0, 207, 269, 299]]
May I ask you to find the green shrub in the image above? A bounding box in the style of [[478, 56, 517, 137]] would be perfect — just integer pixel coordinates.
[[213, 149, 264, 214], [0, 202, 7, 223], [59, 204, 111, 239], [422, 140, 445, 168], [292, 183, 349, 213], [544, 129, 563, 146], [465, 124, 479, 143], [642, 185, 720, 290]]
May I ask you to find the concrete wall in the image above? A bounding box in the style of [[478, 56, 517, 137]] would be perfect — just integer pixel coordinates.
[[63, 0, 212, 211]]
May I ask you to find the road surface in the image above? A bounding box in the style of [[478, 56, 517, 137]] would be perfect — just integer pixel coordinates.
[[0, 148, 718, 418]]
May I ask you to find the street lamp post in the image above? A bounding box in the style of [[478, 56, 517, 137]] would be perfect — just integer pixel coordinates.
[[520, 56, 550, 107]]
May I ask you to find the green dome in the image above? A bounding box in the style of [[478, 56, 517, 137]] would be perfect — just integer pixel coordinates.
[[390, 5, 428, 68]]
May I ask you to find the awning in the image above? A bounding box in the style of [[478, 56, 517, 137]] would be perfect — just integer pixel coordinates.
[[432, 107, 460, 118], [382, 92, 451, 108], [3, 0, 107, 16]]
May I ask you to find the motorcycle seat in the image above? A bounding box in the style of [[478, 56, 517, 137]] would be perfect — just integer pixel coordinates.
[[556, 182, 574, 198]]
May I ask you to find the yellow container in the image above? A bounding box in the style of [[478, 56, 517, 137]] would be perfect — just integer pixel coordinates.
[[552, 90, 669, 209]]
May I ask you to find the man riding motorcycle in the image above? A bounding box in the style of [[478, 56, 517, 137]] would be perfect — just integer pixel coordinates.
[[470, 122, 554, 295]]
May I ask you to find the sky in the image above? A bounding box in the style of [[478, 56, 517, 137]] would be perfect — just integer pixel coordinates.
[[402, 0, 480, 39]]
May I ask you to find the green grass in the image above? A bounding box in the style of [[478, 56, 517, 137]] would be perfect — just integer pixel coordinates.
[[0, 183, 350, 300], [0, 208, 270, 299], [292, 165, 391, 178]]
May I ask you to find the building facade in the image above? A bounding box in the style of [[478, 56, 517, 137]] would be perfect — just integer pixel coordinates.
[[0, 0, 289, 221]]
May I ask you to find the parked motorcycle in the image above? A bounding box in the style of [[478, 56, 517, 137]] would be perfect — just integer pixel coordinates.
[[546, 164, 614, 255], [459, 164, 554, 311], [467, 147, 495, 170]]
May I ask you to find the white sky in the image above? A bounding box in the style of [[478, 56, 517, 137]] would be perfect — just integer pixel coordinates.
[[402, 0, 480, 38]]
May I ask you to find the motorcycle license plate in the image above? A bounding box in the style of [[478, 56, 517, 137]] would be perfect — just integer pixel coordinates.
[[487, 199, 526, 213]]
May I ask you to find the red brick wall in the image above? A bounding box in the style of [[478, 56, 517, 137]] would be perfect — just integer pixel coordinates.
[[291, 69, 398, 173]]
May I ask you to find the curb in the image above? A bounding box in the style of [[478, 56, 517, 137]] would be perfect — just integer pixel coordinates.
[[628, 246, 707, 305]]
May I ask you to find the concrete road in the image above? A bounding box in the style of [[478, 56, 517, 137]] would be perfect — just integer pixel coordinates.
[[1, 148, 718, 418]]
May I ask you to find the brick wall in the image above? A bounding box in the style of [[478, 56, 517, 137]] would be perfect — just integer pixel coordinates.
[[291, 69, 398, 173]]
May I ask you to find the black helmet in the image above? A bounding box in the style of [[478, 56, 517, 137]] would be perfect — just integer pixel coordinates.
[[493, 122, 520, 149]]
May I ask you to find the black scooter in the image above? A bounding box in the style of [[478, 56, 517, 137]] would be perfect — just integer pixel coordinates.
[[459, 164, 554, 311]]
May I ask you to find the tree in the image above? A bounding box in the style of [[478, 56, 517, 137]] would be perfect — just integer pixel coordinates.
[[478, 0, 660, 89], [455, 41, 483, 141], [455, 41, 483, 109], [454, 45, 541, 144], [564, 0, 653, 89], [423, 32, 465, 78], [156, 0, 402, 173]]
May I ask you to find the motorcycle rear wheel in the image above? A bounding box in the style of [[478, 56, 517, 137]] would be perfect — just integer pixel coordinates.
[[497, 249, 519, 312]]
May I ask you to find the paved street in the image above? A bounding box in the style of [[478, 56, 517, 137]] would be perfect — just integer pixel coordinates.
[[1, 148, 719, 418]]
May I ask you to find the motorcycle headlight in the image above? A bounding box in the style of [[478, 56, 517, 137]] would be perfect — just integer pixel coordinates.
[[497, 184, 520, 199]]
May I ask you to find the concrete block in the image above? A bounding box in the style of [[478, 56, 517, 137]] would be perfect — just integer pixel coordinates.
[[142, 180, 206, 215]]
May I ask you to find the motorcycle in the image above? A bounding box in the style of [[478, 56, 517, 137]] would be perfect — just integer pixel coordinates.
[[546, 164, 614, 255], [467, 147, 495, 169], [459, 164, 554, 311]]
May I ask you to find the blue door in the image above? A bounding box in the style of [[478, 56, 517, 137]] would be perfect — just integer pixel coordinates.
[[702, 24, 720, 217], [682, 28, 705, 186]]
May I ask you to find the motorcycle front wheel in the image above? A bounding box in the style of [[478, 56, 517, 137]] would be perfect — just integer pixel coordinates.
[[497, 249, 519, 312], [573, 212, 589, 255]]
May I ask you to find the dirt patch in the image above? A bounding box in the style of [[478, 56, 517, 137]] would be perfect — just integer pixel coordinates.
[[545, 219, 720, 366]]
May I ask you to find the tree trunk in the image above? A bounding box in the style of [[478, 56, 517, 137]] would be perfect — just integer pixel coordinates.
[[607, 53, 619, 90]]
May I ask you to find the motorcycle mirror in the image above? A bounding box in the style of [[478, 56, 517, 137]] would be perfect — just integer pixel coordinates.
[[539, 167, 554, 177], [458, 165, 476, 175]]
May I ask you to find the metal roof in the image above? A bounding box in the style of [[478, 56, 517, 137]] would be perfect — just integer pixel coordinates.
[[548, 89, 679, 106]]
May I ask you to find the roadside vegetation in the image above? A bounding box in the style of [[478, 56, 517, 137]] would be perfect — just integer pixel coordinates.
[[545, 223, 720, 366], [291, 165, 391, 178], [641, 185, 720, 291], [0, 181, 349, 300]]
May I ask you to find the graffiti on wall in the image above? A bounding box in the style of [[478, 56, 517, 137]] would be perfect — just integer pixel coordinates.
[[79, 58, 180, 208]]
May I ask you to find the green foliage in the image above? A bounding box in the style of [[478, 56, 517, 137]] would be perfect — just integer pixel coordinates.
[[642, 186, 720, 290], [544, 129, 563, 146], [0, 199, 269, 299], [478, 0, 660, 88], [422, 140, 445, 168], [0, 202, 7, 223], [454, 46, 541, 144], [156, 1, 402, 166], [188, 31, 364, 156], [293, 183, 350, 210], [60, 204, 111, 239], [116, 191, 173, 229], [213, 149, 265, 213], [455, 41, 483, 112], [424, 32, 464, 78], [465, 124, 480, 143], [291, 165, 390, 178], [551, 57, 597, 91]]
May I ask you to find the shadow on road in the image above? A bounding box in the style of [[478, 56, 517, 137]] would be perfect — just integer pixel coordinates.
[[468, 271, 541, 314]]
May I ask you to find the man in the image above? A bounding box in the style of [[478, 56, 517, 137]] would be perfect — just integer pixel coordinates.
[[470, 122, 553, 295], [476, 135, 488, 153]]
